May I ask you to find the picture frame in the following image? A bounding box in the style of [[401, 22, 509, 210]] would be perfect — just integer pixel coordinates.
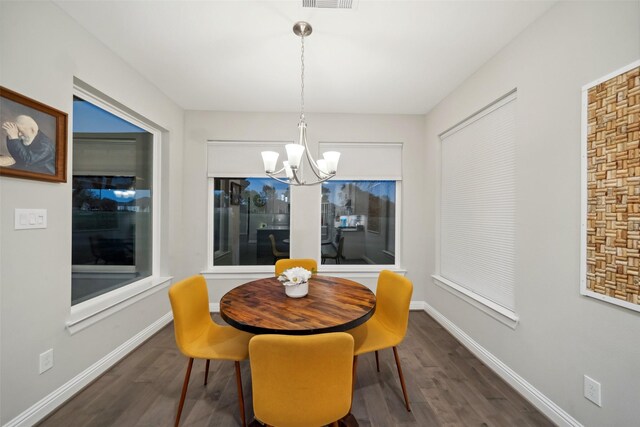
[[0, 86, 67, 182], [581, 60, 640, 313], [230, 182, 241, 205]]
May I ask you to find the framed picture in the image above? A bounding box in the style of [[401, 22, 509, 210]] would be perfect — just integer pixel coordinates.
[[0, 86, 67, 182], [230, 182, 241, 205], [581, 60, 640, 312]]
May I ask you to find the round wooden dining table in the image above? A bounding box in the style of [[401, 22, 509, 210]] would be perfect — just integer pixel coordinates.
[[220, 275, 376, 335]]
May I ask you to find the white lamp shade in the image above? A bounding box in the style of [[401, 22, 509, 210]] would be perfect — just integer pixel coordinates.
[[322, 151, 340, 173], [283, 161, 294, 179], [317, 159, 329, 178], [286, 144, 305, 169], [261, 151, 279, 173]]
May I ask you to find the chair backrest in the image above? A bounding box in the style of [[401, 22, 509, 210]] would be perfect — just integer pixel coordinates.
[[375, 270, 413, 338], [275, 258, 318, 276], [336, 236, 345, 257], [249, 333, 354, 427], [168, 275, 215, 354], [268, 234, 280, 254]]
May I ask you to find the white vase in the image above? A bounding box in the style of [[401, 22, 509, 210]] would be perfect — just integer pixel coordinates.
[[285, 281, 309, 298]]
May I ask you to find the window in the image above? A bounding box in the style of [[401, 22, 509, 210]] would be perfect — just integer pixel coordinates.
[[71, 95, 154, 305], [321, 180, 395, 265], [436, 91, 517, 322], [212, 177, 290, 266], [207, 141, 401, 270]]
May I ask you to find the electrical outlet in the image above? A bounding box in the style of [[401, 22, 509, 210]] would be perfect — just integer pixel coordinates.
[[39, 349, 54, 374], [584, 375, 602, 406]]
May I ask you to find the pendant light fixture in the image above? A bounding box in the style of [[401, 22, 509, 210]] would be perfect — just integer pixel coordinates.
[[261, 21, 340, 186]]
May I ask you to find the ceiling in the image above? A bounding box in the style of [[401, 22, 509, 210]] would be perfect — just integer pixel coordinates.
[[55, 1, 554, 115]]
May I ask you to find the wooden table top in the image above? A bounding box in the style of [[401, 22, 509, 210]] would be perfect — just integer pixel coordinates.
[[220, 275, 376, 335]]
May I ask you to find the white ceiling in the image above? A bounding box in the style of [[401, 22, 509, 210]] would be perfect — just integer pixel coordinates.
[[55, 1, 554, 115]]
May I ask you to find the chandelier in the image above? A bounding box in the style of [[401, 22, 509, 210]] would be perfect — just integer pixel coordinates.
[[261, 21, 340, 186]]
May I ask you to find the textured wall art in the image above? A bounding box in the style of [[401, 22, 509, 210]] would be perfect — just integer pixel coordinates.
[[582, 60, 640, 311]]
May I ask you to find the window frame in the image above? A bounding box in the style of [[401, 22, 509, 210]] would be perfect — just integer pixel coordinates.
[[318, 179, 400, 270], [205, 142, 403, 275], [67, 82, 168, 334], [432, 90, 519, 328]]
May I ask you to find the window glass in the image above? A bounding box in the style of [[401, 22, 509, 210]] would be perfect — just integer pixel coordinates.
[[321, 180, 395, 265], [213, 178, 290, 266], [71, 96, 153, 305]]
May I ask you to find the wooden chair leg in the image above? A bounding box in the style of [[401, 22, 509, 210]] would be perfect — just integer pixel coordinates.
[[350, 355, 358, 412], [331, 422, 340, 427], [375, 350, 380, 372], [175, 358, 194, 427], [392, 346, 411, 412], [204, 359, 210, 386], [235, 361, 247, 427]]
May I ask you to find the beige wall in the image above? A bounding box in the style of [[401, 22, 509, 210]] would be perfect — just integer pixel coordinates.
[[0, 1, 185, 423], [4, 0, 639, 425], [184, 111, 427, 300], [424, 2, 640, 425]]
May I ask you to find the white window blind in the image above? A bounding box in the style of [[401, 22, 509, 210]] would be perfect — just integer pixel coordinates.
[[440, 92, 516, 312], [318, 142, 403, 180], [207, 141, 289, 177]]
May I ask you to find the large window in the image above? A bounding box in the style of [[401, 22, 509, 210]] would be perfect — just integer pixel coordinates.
[[436, 91, 517, 321], [71, 95, 154, 305], [213, 177, 290, 266], [321, 180, 395, 265], [207, 141, 401, 270]]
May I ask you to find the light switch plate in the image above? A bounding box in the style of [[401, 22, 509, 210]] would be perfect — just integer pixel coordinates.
[[15, 209, 47, 230]]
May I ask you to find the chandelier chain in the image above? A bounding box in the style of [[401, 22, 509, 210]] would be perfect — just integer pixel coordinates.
[[300, 35, 305, 120]]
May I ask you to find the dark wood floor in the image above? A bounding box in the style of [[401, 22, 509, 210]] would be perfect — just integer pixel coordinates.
[[39, 312, 554, 427]]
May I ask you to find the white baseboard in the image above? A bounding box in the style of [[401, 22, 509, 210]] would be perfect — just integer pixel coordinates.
[[4, 312, 173, 427], [422, 301, 582, 427]]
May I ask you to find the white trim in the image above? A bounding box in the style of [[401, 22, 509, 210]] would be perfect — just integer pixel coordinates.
[[207, 178, 215, 271], [67, 276, 172, 334], [580, 60, 640, 313], [581, 59, 640, 90], [423, 302, 582, 427], [203, 266, 406, 281], [432, 275, 519, 329], [439, 89, 517, 139], [4, 313, 173, 427], [71, 82, 165, 324]]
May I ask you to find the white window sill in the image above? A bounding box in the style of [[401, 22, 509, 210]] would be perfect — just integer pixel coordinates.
[[202, 265, 406, 280], [67, 276, 172, 335], [432, 275, 519, 329]]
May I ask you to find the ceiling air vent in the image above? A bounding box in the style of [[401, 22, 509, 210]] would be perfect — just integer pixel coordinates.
[[303, 0, 354, 9]]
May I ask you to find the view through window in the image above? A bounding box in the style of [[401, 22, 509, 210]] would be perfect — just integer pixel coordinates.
[[321, 180, 395, 265], [213, 178, 290, 266], [71, 96, 153, 305]]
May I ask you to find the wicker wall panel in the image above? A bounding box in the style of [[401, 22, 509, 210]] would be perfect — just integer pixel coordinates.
[[586, 65, 640, 306]]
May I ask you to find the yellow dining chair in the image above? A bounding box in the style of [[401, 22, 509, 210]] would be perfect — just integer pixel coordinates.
[[168, 275, 252, 427], [269, 234, 289, 263], [347, 270, 413, 411], [274, 258, 318, 276], [249, 333, 354, 427]]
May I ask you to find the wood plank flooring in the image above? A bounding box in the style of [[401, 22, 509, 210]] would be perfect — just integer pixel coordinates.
[[39, 312, 554, 427]]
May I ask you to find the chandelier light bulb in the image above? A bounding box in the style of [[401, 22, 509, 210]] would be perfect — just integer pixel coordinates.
[[261, 151, 279, 173], [285, 144, 305, 169], [322, 151, 341, 173]]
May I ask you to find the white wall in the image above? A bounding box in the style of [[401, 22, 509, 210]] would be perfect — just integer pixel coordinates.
[[184, 111, 426, 300], [0, 1, 184, 423], [424, 2, 640, 425]]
